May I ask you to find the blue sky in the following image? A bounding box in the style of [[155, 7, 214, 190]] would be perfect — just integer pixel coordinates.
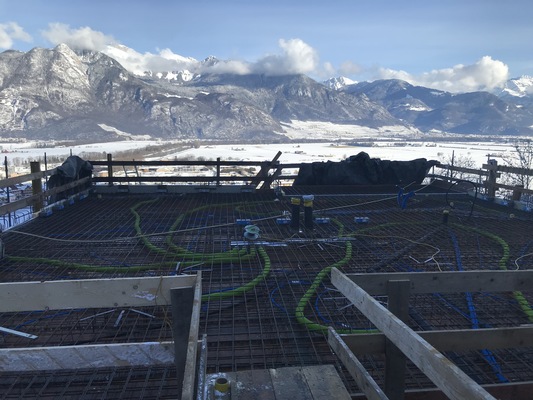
[[1, 0, 532, 92]]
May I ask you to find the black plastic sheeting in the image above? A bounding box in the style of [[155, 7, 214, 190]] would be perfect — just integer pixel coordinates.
[[47, 156, 93, 200], [293, 152, 438, 186]]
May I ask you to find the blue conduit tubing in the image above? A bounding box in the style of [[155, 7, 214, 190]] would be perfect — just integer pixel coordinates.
[[448, 229, 508, 383]]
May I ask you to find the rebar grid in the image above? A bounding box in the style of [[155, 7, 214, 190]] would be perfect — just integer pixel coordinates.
[[2, 189, 533, 397]]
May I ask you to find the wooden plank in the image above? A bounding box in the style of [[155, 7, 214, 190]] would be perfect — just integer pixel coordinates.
[[0, 275, 196, 312], [331, 268, 496, 400], [91, 159, 278, 167], [172, 286, 194, 399], [493, 164, 533, 177], [92, 175, 257, 183], [349, 381, 533, 400], [181, 272, 202, 400], [226, 366, 350, 400], [196, 335, 208, 400], [340, 326, 533, 355], [0, 176, 91, 215], [270, 366, 313, 400], [302, 365, 352, 400], [328, 327, 388, 400], [232, 369, 275, 400], [494, 182, 533, 195], [252, 151, 282, 188], [434, 164, 489, 176], [0, 341, 174, 371], [344, 270, 533, 295], [404, 381, 533, 400], [385, 280, 410, 400], [0, 168, 57, 189]]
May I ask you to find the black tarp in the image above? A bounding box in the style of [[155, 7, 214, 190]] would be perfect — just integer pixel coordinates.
[[47, 156, 93, 200], [293, 152, 438, 186]]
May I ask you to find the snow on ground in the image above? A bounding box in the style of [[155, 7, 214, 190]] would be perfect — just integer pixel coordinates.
[[0, 140, 160, 165], [165, 141, 513, 169], [278, 121, 422, 140]]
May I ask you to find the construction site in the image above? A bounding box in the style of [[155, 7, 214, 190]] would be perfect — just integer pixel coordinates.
[[1, 153, 533, 399]]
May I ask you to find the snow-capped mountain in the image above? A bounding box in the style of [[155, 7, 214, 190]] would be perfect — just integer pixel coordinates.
[[0, 44, 400, 142], [323, 76, 356, 90], [1, 44, 533, 142], [499, 76, 533, 98]]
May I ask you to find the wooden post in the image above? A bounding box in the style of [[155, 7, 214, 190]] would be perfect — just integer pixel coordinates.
[[170, 274, 202, 400], [106, 153, 113, 186], [331, 268, 496, 400], [385, 280, 411, 400], [30, 161, 43, 213], [216, 157, 221, 186], [4, 156, 11, 227], [486, 159, 498, 200], [512, 185, 524, 202], [252, 151, 282, 189]]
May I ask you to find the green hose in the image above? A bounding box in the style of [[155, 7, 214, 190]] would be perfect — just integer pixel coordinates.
[[453, 223, 533, 322], [202, 246, 270, 301], [131, 199, 251, 262]]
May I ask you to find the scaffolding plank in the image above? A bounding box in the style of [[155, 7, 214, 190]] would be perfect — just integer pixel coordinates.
[[180, 271, 202, 400], [0, 275, 197, 312], [340, 326, 533, 355], [232, 369, 275, 399], [270, 367, 313, 400], [0, 342, 174, 371], [328, 328, 388, 400], [344, 270, 533, 295], [331, 268, 496, 400], [302, 365, 352, 400], [403, 381, 533, 400]]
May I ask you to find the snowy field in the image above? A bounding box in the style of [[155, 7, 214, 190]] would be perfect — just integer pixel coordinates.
[[0, 121, 524, 173], [0, 139, 516, 171], [0, 140, 161, 164], [165, 141, 512, 168]]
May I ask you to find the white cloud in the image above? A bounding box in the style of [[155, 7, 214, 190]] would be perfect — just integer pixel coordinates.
[[338, 61, 362, 76], [253, 38, 319, 75], [105, 45, 196, 75], [377, 56, 509, 93], [33, 23, 514, 92], [42, 23, 117, 51], [0, 22, 32, 49], [202, 59, 251, 75]]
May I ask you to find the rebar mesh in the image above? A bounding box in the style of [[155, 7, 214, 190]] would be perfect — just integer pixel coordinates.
[[2, 187, 533, 397]]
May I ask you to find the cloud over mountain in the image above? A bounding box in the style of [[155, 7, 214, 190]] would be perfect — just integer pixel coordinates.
[[42, 23, 116, 51], [37, 23, 514, 93], [377, 56, 509, 92], [0, 22, 32, 49]]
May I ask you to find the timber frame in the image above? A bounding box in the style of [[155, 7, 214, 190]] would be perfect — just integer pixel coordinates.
[[0, 274, 203, 400], [328, 268, 533, 400]]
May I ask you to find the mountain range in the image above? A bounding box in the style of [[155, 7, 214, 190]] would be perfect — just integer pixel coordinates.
[[1, 44, 532, 142]]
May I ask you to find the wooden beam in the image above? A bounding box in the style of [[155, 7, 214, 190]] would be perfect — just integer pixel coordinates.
[[434, 164, 489, 176], [181, 271, 202, 400], [328, 327, 388, 400], [172, 285, 194, 399], [331, 268, 495, 400], [343, 270, 533, 295], [492, 164, 533, 177], [0, 275, 197, 312], [339, 326, 533, 355], [385, 280, 410, 400], [0, 168, 57, 189], [0, 176, 91, 215], [196, 335, 208, 400], [404, 381, 533, 400], [251, 151, 282, 188], [350, 381, 533, 400], [0, 341, 174, 371]]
